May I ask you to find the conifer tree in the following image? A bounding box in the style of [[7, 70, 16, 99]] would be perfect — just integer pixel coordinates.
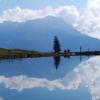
[[53, 36, 61, 53]]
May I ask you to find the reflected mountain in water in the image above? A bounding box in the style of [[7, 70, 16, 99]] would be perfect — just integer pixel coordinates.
[[0, 56, 100, 100]]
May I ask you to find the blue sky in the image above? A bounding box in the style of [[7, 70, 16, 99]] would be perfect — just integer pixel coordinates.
[[0, 0, 86, 13]]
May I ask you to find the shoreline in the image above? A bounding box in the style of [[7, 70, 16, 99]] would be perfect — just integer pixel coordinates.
[[0, 48, 100, 59]]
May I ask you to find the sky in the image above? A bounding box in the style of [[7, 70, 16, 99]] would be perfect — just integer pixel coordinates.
[[0, 0, 100, 39], [0, 0, 86, 13]]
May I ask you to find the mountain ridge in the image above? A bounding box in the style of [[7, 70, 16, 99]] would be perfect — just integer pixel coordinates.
[[0, 16, 100, 51]]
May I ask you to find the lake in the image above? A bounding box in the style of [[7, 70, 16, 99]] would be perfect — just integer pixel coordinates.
[[0, 55, 99, 100]]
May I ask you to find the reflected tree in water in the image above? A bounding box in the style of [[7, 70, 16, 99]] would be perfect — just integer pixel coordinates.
[[53, 56, 61, 69], [64, 55, 70, 59]]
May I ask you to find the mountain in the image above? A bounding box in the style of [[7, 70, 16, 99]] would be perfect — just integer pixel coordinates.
[[0, 16, 100, 51]]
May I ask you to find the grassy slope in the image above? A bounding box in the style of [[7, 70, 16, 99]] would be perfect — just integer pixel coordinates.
[[0, 48, 40, 59]]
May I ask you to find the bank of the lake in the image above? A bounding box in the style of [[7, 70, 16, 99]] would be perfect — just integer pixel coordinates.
[[0, 48, 100, 59]]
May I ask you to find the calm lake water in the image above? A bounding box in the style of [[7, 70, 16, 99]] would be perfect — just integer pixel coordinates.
[[0, 55, 99, 100]]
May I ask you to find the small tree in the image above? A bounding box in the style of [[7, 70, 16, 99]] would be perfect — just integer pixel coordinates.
[[53, 36, 61, 53]]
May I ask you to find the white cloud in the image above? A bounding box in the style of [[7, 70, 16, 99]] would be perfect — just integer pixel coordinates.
[[73, 56, 100, 100], [0, 0, 100, 39], [0, 6, 53, 23], [0, 74, 80, 92], [74, 0, 100, 39], [0, 97, 3, 100], [0, 6, 79, 24], [55, 6, 79, 24], [87, 0, 100, 9]]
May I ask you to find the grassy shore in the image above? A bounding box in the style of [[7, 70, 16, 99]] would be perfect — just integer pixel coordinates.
[[0, 48, 100, 59], [0, 48, 40, 59]]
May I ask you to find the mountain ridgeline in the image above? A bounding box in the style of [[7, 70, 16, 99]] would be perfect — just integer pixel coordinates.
[[0, 16, 100, 51]]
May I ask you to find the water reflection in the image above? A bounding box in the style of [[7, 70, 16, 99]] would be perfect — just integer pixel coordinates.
[[0, 56, 100, 100], [53, 55, 71, 69], [64, 55, 70, 59], [0, 97, 3, 100], [53, 56, 61, 69], [0, 55, 81, 71]]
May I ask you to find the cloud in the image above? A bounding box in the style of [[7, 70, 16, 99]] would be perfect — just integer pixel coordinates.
[[0, 97, 3, 100], [0, 0, 100, 39], [0, 74, 80, 92], [73, 56, 100, 100], [1, 56, 100, 100], [87, 0, 100, 9], [0, 6, 79, 24], [74, 0, 100, 39]]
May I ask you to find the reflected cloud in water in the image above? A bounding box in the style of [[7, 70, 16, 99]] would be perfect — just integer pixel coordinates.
[[0, 97, 3, 100], [0, 56, 100, 99]]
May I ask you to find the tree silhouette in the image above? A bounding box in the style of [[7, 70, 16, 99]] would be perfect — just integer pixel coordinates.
[[53, 36, 61, 53]]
